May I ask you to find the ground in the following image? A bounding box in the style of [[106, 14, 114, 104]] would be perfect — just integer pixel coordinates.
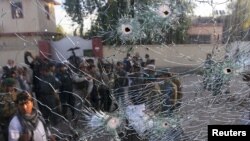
[[52, 70, 250, 141]]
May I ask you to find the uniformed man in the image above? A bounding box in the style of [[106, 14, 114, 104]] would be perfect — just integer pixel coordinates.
[[0, 78, 18, 140]]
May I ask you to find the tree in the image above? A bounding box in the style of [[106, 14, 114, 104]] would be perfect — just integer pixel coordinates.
[[166, 14, 191, 44], [85, 0, 130, 44], [64, 0, 84, 36], [55, 25, 65, 40], [224, 0, 250, 42], [64, 0, 194, 45]]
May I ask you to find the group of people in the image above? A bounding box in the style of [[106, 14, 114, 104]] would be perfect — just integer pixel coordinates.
[[0, 57, 57, 141], [0, 51, 183, 141]]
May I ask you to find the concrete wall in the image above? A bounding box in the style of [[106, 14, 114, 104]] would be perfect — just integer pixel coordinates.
[[50, 36, 92, 62], [37, 1, 57, 32], [0, 0, 56, 33], [0, 44, 226, 69], [103, 44, 226, 68], [0, 35, 40, 66], [187, 25, 223, 35], [0, 36, 42, 49], [187, 24, 223, 43], [0, 0, 57, 66], [0, 47, 39, 67]]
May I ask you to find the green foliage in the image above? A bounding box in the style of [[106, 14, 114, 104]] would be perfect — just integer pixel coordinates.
[[166, 14, 192, 44], [54, 25, 65, 40], [64, 0, 194, 45], [64, 0, 84, 36], [224, 0, 250, 42]]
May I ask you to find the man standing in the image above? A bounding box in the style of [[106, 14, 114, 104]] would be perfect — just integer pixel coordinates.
[[56, 63, 75, 119], [0, 78, 18, 141], [8, 91, 56, 141], [2, 59, 16, 79], [114, 62, 128, 106]]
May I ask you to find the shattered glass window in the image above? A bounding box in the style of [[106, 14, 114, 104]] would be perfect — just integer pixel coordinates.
[[0, 0, 250, 141]]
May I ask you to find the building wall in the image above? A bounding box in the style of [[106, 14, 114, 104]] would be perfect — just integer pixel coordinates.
[[0, 36, 42, 49], [50, 36, 92, 62], [0, 44, 226, 68], [0, 0, 58, 66], [0, 0, 57, 33], [37, 1, 57, 32], [0, 36, 40, 65], [187, 25, 223, 43], [103, 44, 226, 68]]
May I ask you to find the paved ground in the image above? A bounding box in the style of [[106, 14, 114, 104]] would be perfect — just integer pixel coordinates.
[[179, 74, 250, 140]]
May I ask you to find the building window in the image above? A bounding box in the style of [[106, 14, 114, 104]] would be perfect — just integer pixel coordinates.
[[44, 5, 50, 20], [10, 2, 23, 19]]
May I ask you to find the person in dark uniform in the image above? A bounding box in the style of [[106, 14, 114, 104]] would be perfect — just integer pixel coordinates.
[[56, 63, 75, 119], [37, 64, 61, 125], [114, 61, 128, 106], [0, 78, 18, 140]]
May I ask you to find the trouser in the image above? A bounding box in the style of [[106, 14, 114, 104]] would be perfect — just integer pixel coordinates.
[[39, 95, 61, 125], [0, 123, 8, 141], [99, 87, 112, 112], [114, 88, 125, 106], [60, 91, 75, 118]]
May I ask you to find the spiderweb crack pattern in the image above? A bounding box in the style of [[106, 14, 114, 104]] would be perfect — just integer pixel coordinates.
[[1, 0, 250, 141]]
